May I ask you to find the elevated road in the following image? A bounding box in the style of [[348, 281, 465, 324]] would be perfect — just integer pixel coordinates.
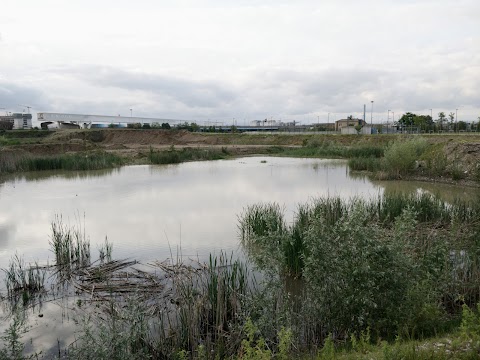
[[37, 112, 190, 128]]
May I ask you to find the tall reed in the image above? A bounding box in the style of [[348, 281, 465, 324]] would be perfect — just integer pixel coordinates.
[[49, 215, 91, 270], [3, 254, 46, 304], [21, 151, 124, 171], [67, 252, 253, 359], [1, 151, 124, 173], [148, 146, 228, 165]]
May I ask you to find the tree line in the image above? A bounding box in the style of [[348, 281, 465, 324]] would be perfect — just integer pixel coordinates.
[[396, 112, 480, 132]]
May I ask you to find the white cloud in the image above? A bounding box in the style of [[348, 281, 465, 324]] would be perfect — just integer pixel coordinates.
[[0, 0, 478, 122]]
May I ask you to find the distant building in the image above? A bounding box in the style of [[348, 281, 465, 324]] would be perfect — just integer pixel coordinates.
[[0, 113, 33, 129], [335, 118, 366, 132]]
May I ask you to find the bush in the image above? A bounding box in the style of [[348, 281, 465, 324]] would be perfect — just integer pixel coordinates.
[[303, 203, 412, 337], [383, 137, 427, 177]]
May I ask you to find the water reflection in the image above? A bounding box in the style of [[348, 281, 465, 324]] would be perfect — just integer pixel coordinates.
[[373, 179, 480, 203], [0, 168, 118, 185]]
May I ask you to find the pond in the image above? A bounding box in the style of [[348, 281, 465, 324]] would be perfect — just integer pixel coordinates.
[[0, 156, 478, 355], [2, 155, 479, 270]]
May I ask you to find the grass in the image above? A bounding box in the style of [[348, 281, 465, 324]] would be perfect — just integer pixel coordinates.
[[0, 136, 21, 146], [348, 156, 382, 171], [21, 151, 124, 171], [266, 141, 384, 159], [1, 129, 52, 139], [0, 150, 124, 173], [147, 146, 229, 164]]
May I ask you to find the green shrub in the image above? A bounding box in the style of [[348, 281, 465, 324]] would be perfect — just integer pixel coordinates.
[[303, 203, 412, 337], [461, 303, 480, 345], [383, 137, 428, 177]]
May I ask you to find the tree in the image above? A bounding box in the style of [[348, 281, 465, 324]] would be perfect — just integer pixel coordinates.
[[176, 122, 199, 132], [0, 121, 13, 130], [457, 121, 467, 131], [448, 112, 456, 132], [190, 122, 200, 132], [161, 123, 171, 130], [414, 115, 433, 132], [437, 112, 446, 130], [397, 112, 416, 127], [354, 124, 363, 135]]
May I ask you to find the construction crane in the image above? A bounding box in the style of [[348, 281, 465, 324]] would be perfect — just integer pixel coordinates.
[[18, 104, 32, 113]]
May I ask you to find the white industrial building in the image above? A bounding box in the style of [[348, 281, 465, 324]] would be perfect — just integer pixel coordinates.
[[0, 113, 33, 129]]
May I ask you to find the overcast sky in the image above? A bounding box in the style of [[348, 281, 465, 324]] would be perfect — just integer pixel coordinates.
[[1, 0, 479, 124]]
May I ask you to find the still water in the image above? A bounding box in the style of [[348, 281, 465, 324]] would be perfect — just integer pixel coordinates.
[[0, 157, 378, 270], [0, 156, 478, 354]]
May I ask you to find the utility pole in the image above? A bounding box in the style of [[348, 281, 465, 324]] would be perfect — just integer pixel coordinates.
[[387, 109, 391, 133], [455, 108, 458, 132], [370, 101, 374, 126]]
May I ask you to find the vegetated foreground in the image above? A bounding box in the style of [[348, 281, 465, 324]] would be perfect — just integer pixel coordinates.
[[2, 192, 480, 359], [1, 129, 479, 186]]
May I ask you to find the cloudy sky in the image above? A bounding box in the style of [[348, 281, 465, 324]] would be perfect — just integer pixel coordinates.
[[1, 0, 479, 124]]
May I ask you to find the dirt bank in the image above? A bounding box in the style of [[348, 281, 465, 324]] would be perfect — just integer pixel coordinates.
[[2, 129, 479, 185]]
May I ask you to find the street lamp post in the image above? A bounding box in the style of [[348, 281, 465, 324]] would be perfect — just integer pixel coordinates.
[[387, 109, 391, 133], [370, 100, 374, 127], [130, 108, 133, 118], [328, 112, 330, 132], [455, 108, 458, 132]]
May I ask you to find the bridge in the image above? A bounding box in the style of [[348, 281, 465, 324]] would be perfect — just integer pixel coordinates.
[[36, 112, 298, 132], [37, 112, 191, 129]]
